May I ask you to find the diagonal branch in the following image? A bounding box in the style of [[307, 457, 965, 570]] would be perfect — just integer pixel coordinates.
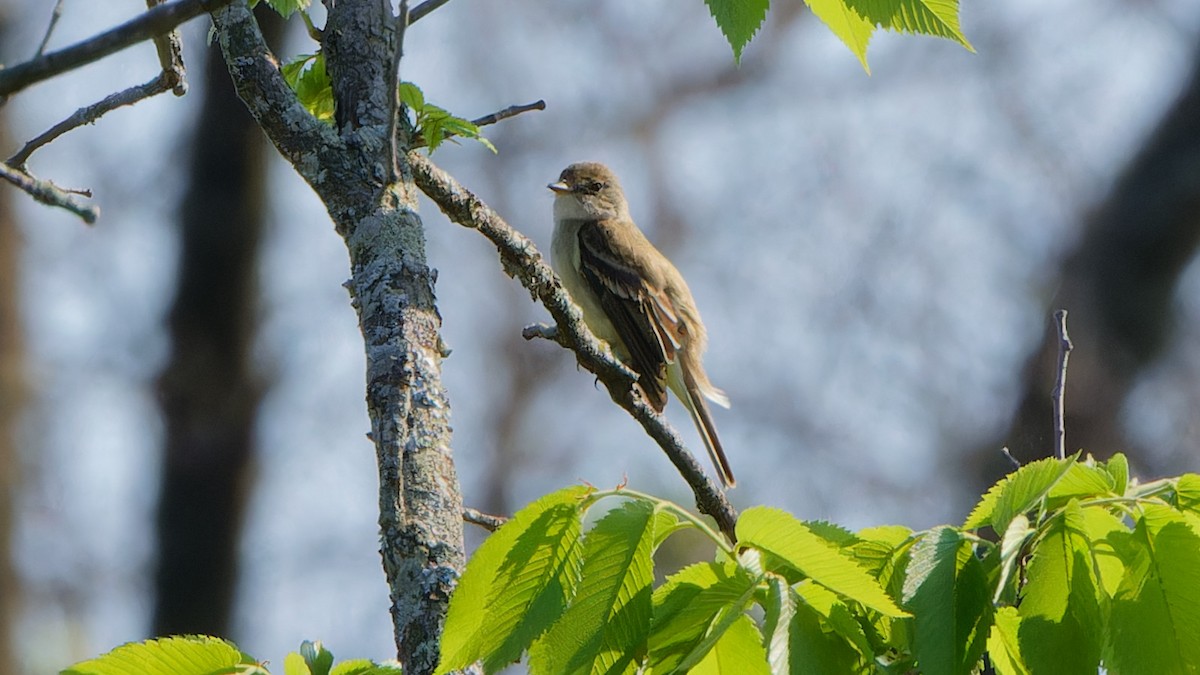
[[0, 0, 232, 97], [8, 74, 175, 167], [0, 163, 97, 223], [409, 151, 738, 542]]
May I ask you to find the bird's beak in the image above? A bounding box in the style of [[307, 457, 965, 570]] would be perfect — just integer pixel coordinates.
[[547, 181, 570, 194]]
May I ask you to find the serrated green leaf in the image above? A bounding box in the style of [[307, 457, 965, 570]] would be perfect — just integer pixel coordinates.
[[1018, 501, 1102, 675], [437, 485, 591, 675], [265, 0, 310, 19], [986, 606, 1029, 675], [281, 52, 334, 123], [398, 82, 425, 111], [1175, 473, 1200, 514], [847, 525, 913, 577], [993, 514, 1033, 604], [963, 455, 1077, 533], [61, 636, 253, 675], [1047, 462, 1116, 504], [843, 0, 972, 50], [529, 500, 656, 675], [689, 614, 770, 674], [1077, 505, 1128, 598], [703, 0, 769, 63], [802, 0, 875, 73], [901, 527, 992, 675], [1108, 504, 1200, 674], [284, 652, 310, 675], [1102, 453, 1129, 496], [796, 582, 874, 659], [738, 507, 906, 617], [762, 576, 795, 674], [329, 661, 403, 675], [648, 561, 758, 673], [788, 587, 871, 674], [651, 509, 685, 549]]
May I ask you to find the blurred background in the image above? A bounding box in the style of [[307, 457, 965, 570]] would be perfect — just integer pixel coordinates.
[[2, 0, 1200, 671]]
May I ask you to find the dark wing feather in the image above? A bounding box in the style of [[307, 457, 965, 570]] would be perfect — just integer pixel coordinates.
[[577, 222, 671, 411]]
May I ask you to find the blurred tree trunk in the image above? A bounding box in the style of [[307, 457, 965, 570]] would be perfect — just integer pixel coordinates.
[[0, 106, 23, 675], [981, 43, 1200, 486], [151, 8, 283, 637], [0, 7, 23, 669]]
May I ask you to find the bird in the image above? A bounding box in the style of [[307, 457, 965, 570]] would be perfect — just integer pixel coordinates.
[[548, 161, 735, 488]]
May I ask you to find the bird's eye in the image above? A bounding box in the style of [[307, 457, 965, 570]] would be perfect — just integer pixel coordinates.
[[586, 180, 604, 193]]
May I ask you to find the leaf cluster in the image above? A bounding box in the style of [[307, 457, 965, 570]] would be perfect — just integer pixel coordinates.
[[704, 0, 973, 71], [436, 455, 1200, 674], [61, 637, 402, 675]]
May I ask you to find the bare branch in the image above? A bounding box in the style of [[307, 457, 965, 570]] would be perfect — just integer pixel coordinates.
[[388, 0, 410, 184], [8, 74, 174, 167], [1052, 309, 1073, 460], [463, 507, 506, 532], [471, 100, 546, 129], [35, 0, 66, 58], [146, 0, 189, 96], [409, 0, 452, 25], [0, 163, 97, 224], [0, 0, 232, 98], [408, 100, 546, 150], [409, 151, 739, 542]]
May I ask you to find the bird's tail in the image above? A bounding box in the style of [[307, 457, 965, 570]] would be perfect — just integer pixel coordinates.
[[680, 365, 735, 488]]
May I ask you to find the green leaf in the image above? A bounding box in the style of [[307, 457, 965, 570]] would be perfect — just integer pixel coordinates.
[[963, 455, 1077, 533], [284, 652, 311, 675], [647, 561, 759, 673], [264, 0, 310, 18], [844, 526, 911, 579], [738, 507, 906, 617], [437, 485, 591, 674], [61, 636, 254, 675], [529, 500, 657, 675], [689, 614, 770, 674], [901, 527, 993, 675], [1174, 473, 1200, 514], [796, 582, 874, 660], [986, 606, 1029, 675], [300, 641, 334, 675], [761, 575, 795, 674], [1102, 453, 1129, 496], [1046, 462, 1117, 504], [993, 514, 1033, 603], [843, 0, 973, 50], [329, 661, 403, 675], [703, 0, 770, 63], [802, 0, 875, 73], [281, 52, 334, 123], [1108, 504, 1200, 673], [788, 587, 871, 674], [1077, 505, 1128, 598], [1017, 501, 1103, 675]]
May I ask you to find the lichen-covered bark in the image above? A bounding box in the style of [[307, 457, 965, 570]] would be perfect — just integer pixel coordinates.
[[212, 3, 464, 672]]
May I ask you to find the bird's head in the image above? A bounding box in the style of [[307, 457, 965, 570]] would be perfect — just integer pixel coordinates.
[[548, 162, 629, 220]]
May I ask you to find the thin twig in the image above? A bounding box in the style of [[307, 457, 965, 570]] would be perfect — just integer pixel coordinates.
[[35, 0, 66, 58], [387, 0, 410, 185], [1052, 309, 1072, 460], [1001, 447, 1021, 470], [408, 100, 546, 150], [409, 0, 452, 25], [8, 75, 172, 167], [146, 0, 189, 96], [0, 163, 98, 224], [470, 100, 546, 129], [463, 507, 507, 532], [408, 152, 739, 542], [0, 0, 233, 97]]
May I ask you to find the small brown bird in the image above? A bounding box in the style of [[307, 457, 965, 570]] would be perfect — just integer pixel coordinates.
[[548, 162, 735, 488]]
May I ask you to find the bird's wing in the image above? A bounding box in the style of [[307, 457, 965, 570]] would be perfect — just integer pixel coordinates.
[[576, 221, 675, 411]]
